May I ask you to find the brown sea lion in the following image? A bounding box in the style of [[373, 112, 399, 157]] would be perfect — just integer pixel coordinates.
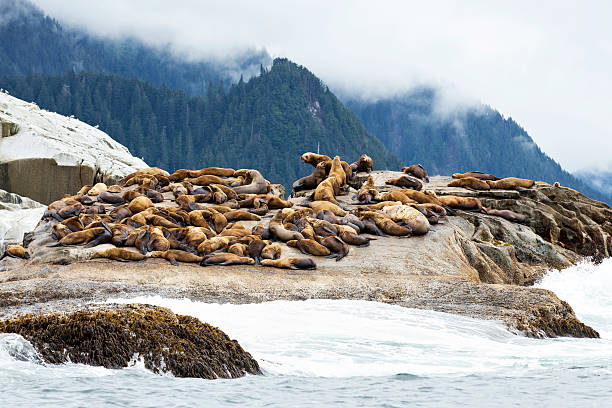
[[329, 156, 348, 190], [76, 185, 93, 196], [127, 196, 154, 214], [228, 243, 249, 257], [486, 177, 535, 190], [313, 176, 341, 205], [56, 225, 111, 247], [0, 245, 29, 260], [142, 188, 164, 203], [357, 175, 378, 204], [151, 249, 203, 266], [269, 212, 305, 242], [363, 201, 402, 210], [261, 257, 316, 270], [359, 211, 412, 236], [452, 171, 501, 181], [83, 204, 106, 215], [335, 225, 372, 246], [232, 170, 268, 195], [122, 190, 143, 202], [374, 190, 418, 205], [224, 210, 261, 222], [197, 237, 231, 254], [399, 190, 445, 206], [486, 209, 527, 224], [350, 154, 373, 173], [186, 174, 229, 186], [401, 164, 429, 182], [247, 239, 268, 263], [107, 185, 123, 193], [317, 236, 350, 261], [87, 183, 108, 196], [98, 191, 126, 204], [447, 177, 491, 191], [189, 167, 235, 178], [120, 167, 169, 186], [109, 206, 132, 222], [301, 152, 332, 167], [308, 201, 347, 217], [436, 195, 487, 213], [386, 176, 423, 191], [287, 239, 331, 256], [61, 216, 85, 232], [52, 223, 72, 240], [293, 161, 327, 191], [381, 204, 430, 235], [261, 243, 282, 260], [146, 227, 170, 252], [91, 248, 147, 262], [201, 253, 255, 266]]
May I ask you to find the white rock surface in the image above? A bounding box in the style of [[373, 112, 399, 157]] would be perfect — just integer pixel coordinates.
[[0, 189, 46, 252], [0, 91, 147, 175]]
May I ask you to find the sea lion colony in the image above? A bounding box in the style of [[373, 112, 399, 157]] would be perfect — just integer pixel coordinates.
[[3, 154, 535, 268]]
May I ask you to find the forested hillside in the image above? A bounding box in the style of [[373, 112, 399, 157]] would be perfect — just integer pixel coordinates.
[[346, 89, 611, 204], [0, 59, 401, 187], [0, 0, 268, 95]]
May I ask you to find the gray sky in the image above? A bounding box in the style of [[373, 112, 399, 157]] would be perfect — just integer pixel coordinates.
[[32, 0, 612, 172]]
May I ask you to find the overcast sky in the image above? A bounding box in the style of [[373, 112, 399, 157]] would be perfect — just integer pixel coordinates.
[[32, 0, 612, 173]]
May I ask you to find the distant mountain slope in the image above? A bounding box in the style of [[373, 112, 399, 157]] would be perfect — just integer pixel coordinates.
[[0, 0, 269, 94], [575, 170, 612, 197], [0, 59, 401, 187], [346, 89, 611, 204]]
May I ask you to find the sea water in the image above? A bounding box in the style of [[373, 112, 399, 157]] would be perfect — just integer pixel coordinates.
[[1, 258, 611, 407]]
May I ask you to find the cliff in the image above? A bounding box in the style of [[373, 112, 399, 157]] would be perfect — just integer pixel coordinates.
[[0, 92, 147, 204]]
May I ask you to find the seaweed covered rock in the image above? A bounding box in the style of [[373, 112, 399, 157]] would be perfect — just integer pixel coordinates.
[[0, 304, 261, 379]]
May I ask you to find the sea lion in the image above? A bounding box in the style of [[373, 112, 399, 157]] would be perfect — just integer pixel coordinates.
[[186, 174, 229, 186], [189, 167, 235, 178], [108, 223, 133, 246], [452, 171, 501, 181], [340, 214, 365, 232], [44, 197, 84, 221], [447, 177, 491, 191], [486, 209, 527, 224], [146, 214, 181, 229], [91, 248, 147, 262], [232, 170, 268, 194], [374, 190, 418, 205], [201, 253, 255, 266], [335, 225, 372, 246], [56, 226, 110, 247], [293, 161, 327, 192], [61, 216, 84, 232], [386, 176, 423, 191], [87, 183, 108, 196], [120, 168, 170, 185], [350, 154, 373, 173], [308, 201, 347, 217], [399, 190, 445, 206], [261, 257, 316, 270], [98, 191, 126, 204], [261, 243, 282, 260], [82, 204, 106, 215], [486, 177, 535, 190], [183, 226, 212, 249], [151, 249, 203, 266], [317, 236, 350, 261], [143, 189, 164, 203], [313, 176, 341, 205], [359, 211, 412, 236], [329, 156, 348, 190], [224, 210, 261, 222], [197, 237, 231, 254], [122, 190, 143, 202], [246, 239, 267, 263], [357, 175, 378, 204], [52, 223, 72, 240], [301, 152, 332, 167], [110, 206, 132, 222], [381, 204, 430, 235], [269, 212, 304, 242], [401, 164, 429, 182], [228, 243, 249, 257], [77, 185, 93, 196], [107, 185, 123, 193], [0, 245, 29, 260], [363, 201, 402, 210], [316, 209, 340, 225], [127, 196, 154, 214], [287, 239, 331, 256], [436, 195, 487, 213], [360, 219, 384, 236]]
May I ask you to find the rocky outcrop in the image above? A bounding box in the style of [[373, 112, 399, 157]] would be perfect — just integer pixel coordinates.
[[0, 189, 45, 253], [0, 304, 262, 379], [0, 92, 147, 204]]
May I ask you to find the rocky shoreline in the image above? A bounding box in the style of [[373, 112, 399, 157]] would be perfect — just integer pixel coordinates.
[[1, 169, 610, 378]]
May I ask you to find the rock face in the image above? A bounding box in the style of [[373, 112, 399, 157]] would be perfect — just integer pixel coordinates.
[[0, 304, 262, 379], [0, 189, 45, 253], [0, 92, 147, 204]]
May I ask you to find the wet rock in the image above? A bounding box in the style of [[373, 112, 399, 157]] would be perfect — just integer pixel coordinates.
[[0, 304, 262, 379]]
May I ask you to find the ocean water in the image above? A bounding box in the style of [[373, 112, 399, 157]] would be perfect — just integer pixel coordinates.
[[1, 259, 611, 407]]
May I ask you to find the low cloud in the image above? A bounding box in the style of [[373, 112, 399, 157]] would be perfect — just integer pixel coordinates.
[[27, 0, 612, 172]]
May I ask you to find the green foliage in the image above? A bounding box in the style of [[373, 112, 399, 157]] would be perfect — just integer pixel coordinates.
[[346, 89, 612, 204], [0, 59, 401, 187]]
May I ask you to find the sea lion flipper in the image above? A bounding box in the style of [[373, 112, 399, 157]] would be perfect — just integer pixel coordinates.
[[169, 257, 178, 266]]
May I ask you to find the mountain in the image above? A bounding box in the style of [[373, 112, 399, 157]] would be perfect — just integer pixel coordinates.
[[346, 89, 612, 204], [0, 59, 401, 187], [575, 170, 612, 197], [0, 0, 269, 95]]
